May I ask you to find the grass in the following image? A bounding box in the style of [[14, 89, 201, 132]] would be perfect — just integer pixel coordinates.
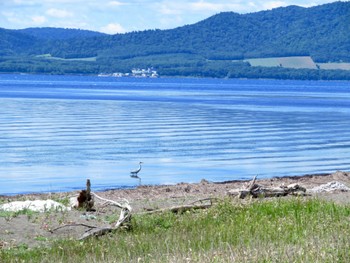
[[244, 56, 318, 69], [239, 56, 350, 71], [0, 208, 38, 221], [317, 63, 350, 70], [1, 197, 349, 262], [36, 54, 97, 62]]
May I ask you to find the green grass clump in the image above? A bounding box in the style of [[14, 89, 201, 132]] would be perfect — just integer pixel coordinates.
[[0, 208, 38, 221], [1, 198, 349, 262]]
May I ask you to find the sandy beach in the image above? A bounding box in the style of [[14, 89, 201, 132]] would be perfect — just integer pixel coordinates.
[[1, 171, 350, 249]]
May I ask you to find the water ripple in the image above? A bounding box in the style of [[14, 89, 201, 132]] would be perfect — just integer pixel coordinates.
[[0, 75, 350, 194]]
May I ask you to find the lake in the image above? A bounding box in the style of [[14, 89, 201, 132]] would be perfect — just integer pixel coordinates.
[[0, 74, 350, 195]]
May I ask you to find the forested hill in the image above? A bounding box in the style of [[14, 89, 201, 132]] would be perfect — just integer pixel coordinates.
[[17, 28, 107, 40], [0, 1, 350, 80]]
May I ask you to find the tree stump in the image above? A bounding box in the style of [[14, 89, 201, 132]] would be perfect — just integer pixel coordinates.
[[77, 179, 95, 211]]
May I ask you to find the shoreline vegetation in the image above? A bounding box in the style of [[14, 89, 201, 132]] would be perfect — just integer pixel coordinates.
[[1, 59, 350, 81], [1, 171, 350, 262]]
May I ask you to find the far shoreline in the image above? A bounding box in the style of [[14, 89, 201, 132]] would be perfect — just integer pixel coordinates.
[[1, 72, 350, 82]]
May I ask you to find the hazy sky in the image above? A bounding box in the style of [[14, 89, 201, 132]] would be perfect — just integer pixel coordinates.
[[0, 0, 343, 34]]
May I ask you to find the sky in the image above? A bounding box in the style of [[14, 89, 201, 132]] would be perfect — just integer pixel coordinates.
[[0, 0, 344, 34]]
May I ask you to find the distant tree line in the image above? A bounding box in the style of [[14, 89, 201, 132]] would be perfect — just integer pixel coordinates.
[[1, 55, 350, 81]]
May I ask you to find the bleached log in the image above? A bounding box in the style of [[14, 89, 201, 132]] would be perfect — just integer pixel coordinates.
[[250, 187, 288, 198], [91, 192, 132, 228], [227, 176, 307, 199], [51, 223, 97, 233], [284, 183, 306, 193], [78, 227, 114, 241], [141, 203, 212, 215], [91, 192, 132, 212], [248, 175, 258, 191], [188, 197, 219, 205]]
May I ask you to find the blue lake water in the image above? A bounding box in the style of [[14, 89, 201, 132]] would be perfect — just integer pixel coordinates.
[[0, 74, 350, 195]]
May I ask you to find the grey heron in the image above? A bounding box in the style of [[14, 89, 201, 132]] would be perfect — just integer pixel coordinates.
[[130, 162, 143, 185]]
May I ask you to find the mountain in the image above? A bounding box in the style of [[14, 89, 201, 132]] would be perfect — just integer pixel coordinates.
[[17, 27, 107, 40], [0, 1, 349, 80], [24, 1, 349, 62], [0, 28, 37, 56]]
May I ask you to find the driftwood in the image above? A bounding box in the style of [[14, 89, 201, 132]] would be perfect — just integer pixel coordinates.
[[57, 196, 216, 239], [51, 223, 97, 233], [91, 192, 132, 229], [141, 198, 217, 215], [228, 176, 307, 199], [53, 182, 215, 240], [78, 227, 114, 241], [75, 192, 132, 240], [55, 198, 214, 240], [53, 179, 132, 240]]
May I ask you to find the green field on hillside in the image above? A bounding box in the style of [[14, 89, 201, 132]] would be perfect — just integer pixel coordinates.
[[241, 56, 350, 71], [36, 54, 97, 62], [244, 56, 317, 69], [318, 63, 350, 70]]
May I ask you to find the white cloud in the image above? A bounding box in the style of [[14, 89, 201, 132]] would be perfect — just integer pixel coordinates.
[[1, 11, 24, 26], [190, 1, 233, 12], [46, 8, 73, 18], [159, 15, 184, 29], [262, 1, 288, 10], [100, 23, 126, 34], [159, 4, 182, 15], [31, 15, 46, 25], [30, 0, 85, 3], [154, 1, 253, 29], [10, 0, 36, 4], [157, 1, 248, 16], [108, 1, 126, 6], [156, 0, 343, 17]]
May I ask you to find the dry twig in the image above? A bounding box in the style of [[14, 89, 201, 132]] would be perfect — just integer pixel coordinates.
[[51, 179, 133, 240]]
